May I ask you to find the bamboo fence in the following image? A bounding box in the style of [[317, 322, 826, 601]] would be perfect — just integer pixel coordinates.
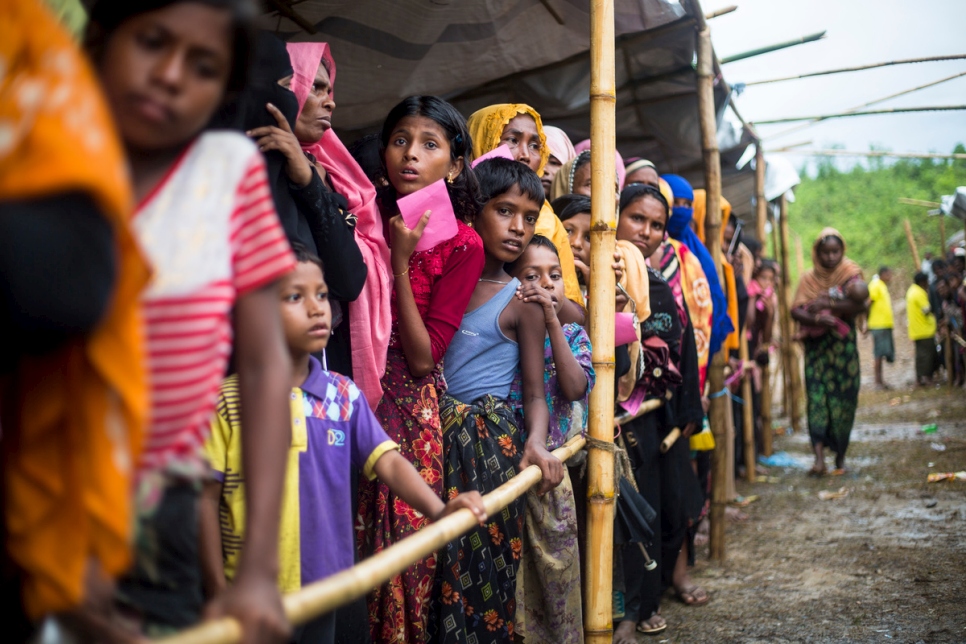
[[160, 435, 589, 644]]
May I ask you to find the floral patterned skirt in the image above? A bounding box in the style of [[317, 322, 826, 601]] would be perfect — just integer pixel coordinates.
[[803, 325, 860, 456], [514, 469, 582, 644], [428, 395, 525, 644], [358, 348, 444, 644]]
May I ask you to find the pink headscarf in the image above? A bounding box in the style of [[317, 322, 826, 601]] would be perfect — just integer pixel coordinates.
[[287, 42, 391, 409], [543, 125, 576, 165], [574, 138, 626, 191]]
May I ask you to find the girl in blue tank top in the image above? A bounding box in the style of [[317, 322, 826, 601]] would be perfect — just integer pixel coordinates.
[[428, 158, 563, 643]]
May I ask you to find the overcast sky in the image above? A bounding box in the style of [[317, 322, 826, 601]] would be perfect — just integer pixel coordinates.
[[704, 0, 966, 173]]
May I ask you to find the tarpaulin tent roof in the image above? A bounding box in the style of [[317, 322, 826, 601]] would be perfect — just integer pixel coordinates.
[[262, 0, 761, 228]]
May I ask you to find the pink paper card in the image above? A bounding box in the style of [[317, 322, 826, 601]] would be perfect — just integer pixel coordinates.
[[471, 144, 514, 168], [397, 178, 459, 253], [615, 312, 639, 347]]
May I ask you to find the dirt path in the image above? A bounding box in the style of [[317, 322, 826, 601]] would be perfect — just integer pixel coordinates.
[[652, 326, 966, 643]]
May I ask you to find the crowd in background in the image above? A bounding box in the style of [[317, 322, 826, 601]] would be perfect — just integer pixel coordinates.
[[10, 1, 963, 644]]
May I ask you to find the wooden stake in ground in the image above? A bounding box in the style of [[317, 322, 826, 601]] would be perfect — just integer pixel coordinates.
[[584, 0, 617, 641], [903, 219, 922, 269], [739, 334, 756, 481], [779, 196, 803, 433], [775, 196, 799, 431], [692, 2, 729, 562], [771, 216, 790, 417], [754, 150, 773, 456]]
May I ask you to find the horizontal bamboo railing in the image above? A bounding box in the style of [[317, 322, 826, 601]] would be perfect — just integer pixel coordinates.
[[159, 434, 589, 644]]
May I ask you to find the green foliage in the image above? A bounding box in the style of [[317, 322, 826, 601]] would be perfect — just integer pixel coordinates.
[[44, 0, 87, 37], [786, 146, 966, 284]]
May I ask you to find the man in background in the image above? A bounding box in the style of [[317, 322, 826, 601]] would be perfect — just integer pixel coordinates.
[[866, 266, 895, 389], [907, 272, 938, 386]]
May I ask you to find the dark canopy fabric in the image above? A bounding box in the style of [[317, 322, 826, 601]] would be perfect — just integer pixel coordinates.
[[262, 0, 758, 226]]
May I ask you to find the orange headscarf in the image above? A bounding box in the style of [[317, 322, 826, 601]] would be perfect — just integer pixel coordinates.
[[0, 0, 149, 618], [693, 189, 740, 351], [792, 227, 863, 308]]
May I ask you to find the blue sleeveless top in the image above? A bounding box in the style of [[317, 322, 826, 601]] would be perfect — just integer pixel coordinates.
[[443, 278, 520, 404]]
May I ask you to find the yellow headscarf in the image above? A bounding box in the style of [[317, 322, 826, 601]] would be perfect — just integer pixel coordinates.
[[467, 104, 583, 306], [467, 104, 550, 174], [693, 190, 740, 351], [0, 0, 149, 618]]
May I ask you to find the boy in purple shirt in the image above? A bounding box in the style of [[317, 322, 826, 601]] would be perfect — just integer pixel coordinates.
[[200, 245, 486, 642]]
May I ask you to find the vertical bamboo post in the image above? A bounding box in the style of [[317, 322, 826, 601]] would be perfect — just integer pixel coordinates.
[[939, 215, 947, 255], [903, 218, 921, 269], [739, 334, 756, 481], [754, 152, 773, 456], [584, 0, 617, 641], [754, 144, 767, 244], [771, 211, 790, 417], [779, 196, 802, 433], [694, 9, 728, 562]]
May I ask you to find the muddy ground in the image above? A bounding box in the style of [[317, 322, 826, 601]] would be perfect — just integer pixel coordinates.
[[654, 318, 966, 643]]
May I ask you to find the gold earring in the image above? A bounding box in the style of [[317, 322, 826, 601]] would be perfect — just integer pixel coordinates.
[[447, 175, 454, 184]]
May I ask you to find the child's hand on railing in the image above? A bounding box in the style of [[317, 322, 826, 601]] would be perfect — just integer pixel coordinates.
[[520, 441, 564, 495], [437, 491, 487, 526]]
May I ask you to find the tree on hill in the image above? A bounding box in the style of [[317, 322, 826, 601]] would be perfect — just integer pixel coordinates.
[[785, 145, 966, 285]]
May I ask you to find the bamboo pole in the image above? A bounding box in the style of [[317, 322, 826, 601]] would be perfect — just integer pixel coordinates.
[[739, 334, 755, 482], [763, 71, 966, 142], [778, 196, 802, 433], [720, 30, 826, 64], [754, 145, 766, 242], [706, 4, 737, 19], [771, 215, 790, 417], [691, 2, 729, 562], [945, 332, 954, 387], [773, 149, 966, 161], [754, 151, 773, 456], [585, 0, 617, 640], [903, 218, 922, 269], [745, 54, 966, 86], [900, 197, 943, 207], [755, 105, 966, 125], [160, 435, 588, 644]]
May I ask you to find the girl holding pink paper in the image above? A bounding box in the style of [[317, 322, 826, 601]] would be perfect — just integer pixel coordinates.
[[356, 96, 484, 644]]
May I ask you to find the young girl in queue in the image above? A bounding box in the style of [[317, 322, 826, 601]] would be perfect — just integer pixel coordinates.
[[429, 158, 563, 643], [85, 0, 294, 640], [356, 96, 485, 644], [506, 235, 595, 643]]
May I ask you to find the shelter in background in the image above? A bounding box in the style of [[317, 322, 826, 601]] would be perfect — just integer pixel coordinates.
[[259, 0, 789, 237]]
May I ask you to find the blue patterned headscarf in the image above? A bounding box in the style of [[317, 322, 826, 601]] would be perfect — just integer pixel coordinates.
[[661, 174, 734, 358]]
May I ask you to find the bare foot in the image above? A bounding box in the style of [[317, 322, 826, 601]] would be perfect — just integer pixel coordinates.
[[674, 584, 710, 606], [614, 619, 639, 644], [725, 506, 748, 522], [694, 517, 710, 546]]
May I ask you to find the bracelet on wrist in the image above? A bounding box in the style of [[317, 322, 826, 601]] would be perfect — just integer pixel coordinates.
[[394, 268, 409, 278]]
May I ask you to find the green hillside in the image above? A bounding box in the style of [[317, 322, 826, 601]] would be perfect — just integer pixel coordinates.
[[783, 145, 966, 285]]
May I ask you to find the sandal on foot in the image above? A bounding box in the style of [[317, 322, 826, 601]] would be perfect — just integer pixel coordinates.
[[830, 467, 848, 476], [807, 465, 826, 477], [675, 585, 710, 606], [636, 614, 667, 635]]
